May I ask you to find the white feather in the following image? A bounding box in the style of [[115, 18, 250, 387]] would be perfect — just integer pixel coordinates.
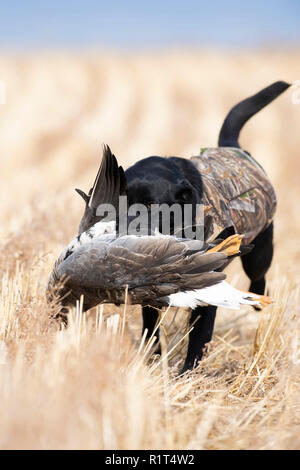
[[59, 220, 116, 261], [168, 280, 263, 310]]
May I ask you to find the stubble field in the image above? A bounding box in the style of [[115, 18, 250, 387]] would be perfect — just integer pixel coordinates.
[[0, 50, 299, 449]]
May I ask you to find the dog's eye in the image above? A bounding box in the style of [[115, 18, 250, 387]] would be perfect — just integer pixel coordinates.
[[176, 188, 192, 203]]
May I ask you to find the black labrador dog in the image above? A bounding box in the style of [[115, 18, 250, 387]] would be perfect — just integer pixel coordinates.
[[125, 81, 290, 372]]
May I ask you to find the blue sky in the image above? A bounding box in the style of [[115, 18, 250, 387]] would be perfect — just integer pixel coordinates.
[[0, 0, 300, 49]]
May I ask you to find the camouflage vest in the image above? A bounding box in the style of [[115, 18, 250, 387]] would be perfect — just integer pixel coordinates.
[[191, 148, 276, 244]]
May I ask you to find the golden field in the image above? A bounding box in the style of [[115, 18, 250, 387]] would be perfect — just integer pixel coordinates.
[[0, 50, 299, 450]]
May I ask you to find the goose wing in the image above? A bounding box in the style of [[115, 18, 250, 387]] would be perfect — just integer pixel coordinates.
[[76, 145, 127, 235], [56, 236, 227, 304]]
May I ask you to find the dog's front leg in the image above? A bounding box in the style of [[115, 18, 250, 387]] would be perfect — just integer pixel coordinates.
[[181, 305, 217, 373]]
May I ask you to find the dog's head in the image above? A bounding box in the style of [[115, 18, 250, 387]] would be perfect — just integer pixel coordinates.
[[125, 156, 201, 236]]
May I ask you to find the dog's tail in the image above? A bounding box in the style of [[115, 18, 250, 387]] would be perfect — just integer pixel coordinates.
[[218, 81, 290, 148]]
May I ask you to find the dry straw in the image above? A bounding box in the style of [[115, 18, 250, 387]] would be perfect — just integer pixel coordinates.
[[0, 51, 299, 449]]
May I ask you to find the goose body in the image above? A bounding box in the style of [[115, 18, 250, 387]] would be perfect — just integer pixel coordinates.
[[47, 147, 271, 314], [48, 228, 227, 310]]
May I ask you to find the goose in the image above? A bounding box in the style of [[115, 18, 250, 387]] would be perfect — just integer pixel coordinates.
[[47, 146, 271, 317]]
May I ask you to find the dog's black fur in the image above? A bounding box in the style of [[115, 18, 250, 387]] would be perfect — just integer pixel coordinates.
[[125, 81, 290, 372]]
